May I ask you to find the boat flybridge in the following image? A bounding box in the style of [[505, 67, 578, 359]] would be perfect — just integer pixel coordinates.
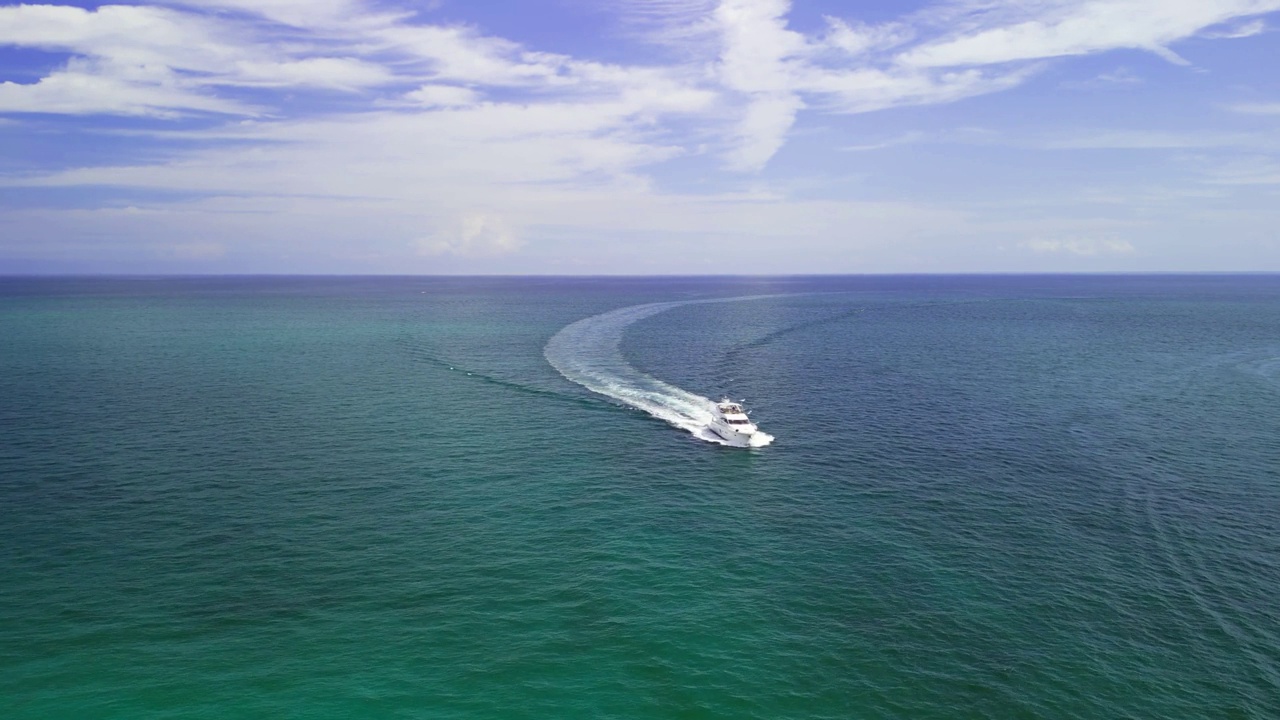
[[708, 398, 764, 446]]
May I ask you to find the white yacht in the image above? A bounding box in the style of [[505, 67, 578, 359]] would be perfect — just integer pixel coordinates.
[[708, 399, 763, 446]]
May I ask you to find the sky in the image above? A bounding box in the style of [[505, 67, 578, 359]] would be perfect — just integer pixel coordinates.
[[0, 0, 1278, 274]]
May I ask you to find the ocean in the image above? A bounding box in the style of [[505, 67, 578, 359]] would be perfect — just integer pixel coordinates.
[[2, 275, 1277, 718]]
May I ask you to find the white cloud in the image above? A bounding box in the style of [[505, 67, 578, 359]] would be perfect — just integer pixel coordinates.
[[1202, 18, 1268, 38], [1038, 129, 1274, 150], [898, 0, 1280, 67], [1023, 236, 1136, 256], [0, 3, 400, 115], [372, 24, 566, 87], [715, 0, 804, 94], [615, 0, 721, 46], [7, 98, 691, 202], [799, 64, 1035, 114], [711, 0, 805, 170], [157, 0, 368, 29], [725, 93, 803, 171], [820, 18, 913, 57], [840, 131, 926, 152], [228, 58, 392, 90], [1228, 102, 1280, 115], [0, 4, 206, 52], [0, 61, 252, 117], [418, 213, 523, 257], [1061, 66, 1142, 89], [402, 85, 481, 108], [1205, 157, 1280, 185], [0, 5, 256, 79], [4, 0, 1276, 162], [4, 0, 1280, 273]]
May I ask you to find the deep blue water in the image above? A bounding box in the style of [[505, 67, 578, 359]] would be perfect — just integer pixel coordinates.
[[2, 275, 1278, 718]]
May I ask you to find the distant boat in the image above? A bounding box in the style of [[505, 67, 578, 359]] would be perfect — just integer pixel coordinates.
[[708, 399, 764, 446]]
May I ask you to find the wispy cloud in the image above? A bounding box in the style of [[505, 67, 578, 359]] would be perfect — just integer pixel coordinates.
[[1205, 157, 1280, 185], [1227, 101, 1280, 115], [0, 4, 397, 116], [1060, 66, 1142, 90], [1023, 236, 1136, 256], [157, 0, 375, 29], [1038, 129, 1277, 150], [0, 60, 255, 117], [897, 0, 1280, 68], [4, 1, 1277, 161], [1202, 18, 1268, 38], [840, 131, 927, 152], [615, 0, 721, 43], [3, 0, 1280, 272]]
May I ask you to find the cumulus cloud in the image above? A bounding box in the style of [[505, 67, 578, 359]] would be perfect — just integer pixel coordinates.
[[418, 213, 524, 257]]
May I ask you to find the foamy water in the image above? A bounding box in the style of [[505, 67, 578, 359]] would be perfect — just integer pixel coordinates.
[[545, 299, 775, 447]]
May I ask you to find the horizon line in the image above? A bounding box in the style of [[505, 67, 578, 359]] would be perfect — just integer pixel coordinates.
[[3, 271, 1280, 280]]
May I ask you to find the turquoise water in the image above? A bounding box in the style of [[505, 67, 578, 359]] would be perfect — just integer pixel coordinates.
[[2, 275, 1278, 718]]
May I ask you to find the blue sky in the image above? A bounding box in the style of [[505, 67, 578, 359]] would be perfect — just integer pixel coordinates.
[[1, 0, 1278, 274]]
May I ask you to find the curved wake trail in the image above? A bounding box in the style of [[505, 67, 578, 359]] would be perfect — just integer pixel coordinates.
[[545, 298, 775, 447]]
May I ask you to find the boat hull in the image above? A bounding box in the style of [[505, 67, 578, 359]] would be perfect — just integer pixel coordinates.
[[708, 422, 760, 447], [708, 398, 765, 447]]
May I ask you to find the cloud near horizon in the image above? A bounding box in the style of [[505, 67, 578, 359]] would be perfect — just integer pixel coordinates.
[[1023, 236, 1137, 257], [1, 0, 1279, 273], [419, 214, 525, 258]]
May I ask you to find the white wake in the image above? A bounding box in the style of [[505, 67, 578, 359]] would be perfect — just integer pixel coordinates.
[[544, 298, 775, 447]]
